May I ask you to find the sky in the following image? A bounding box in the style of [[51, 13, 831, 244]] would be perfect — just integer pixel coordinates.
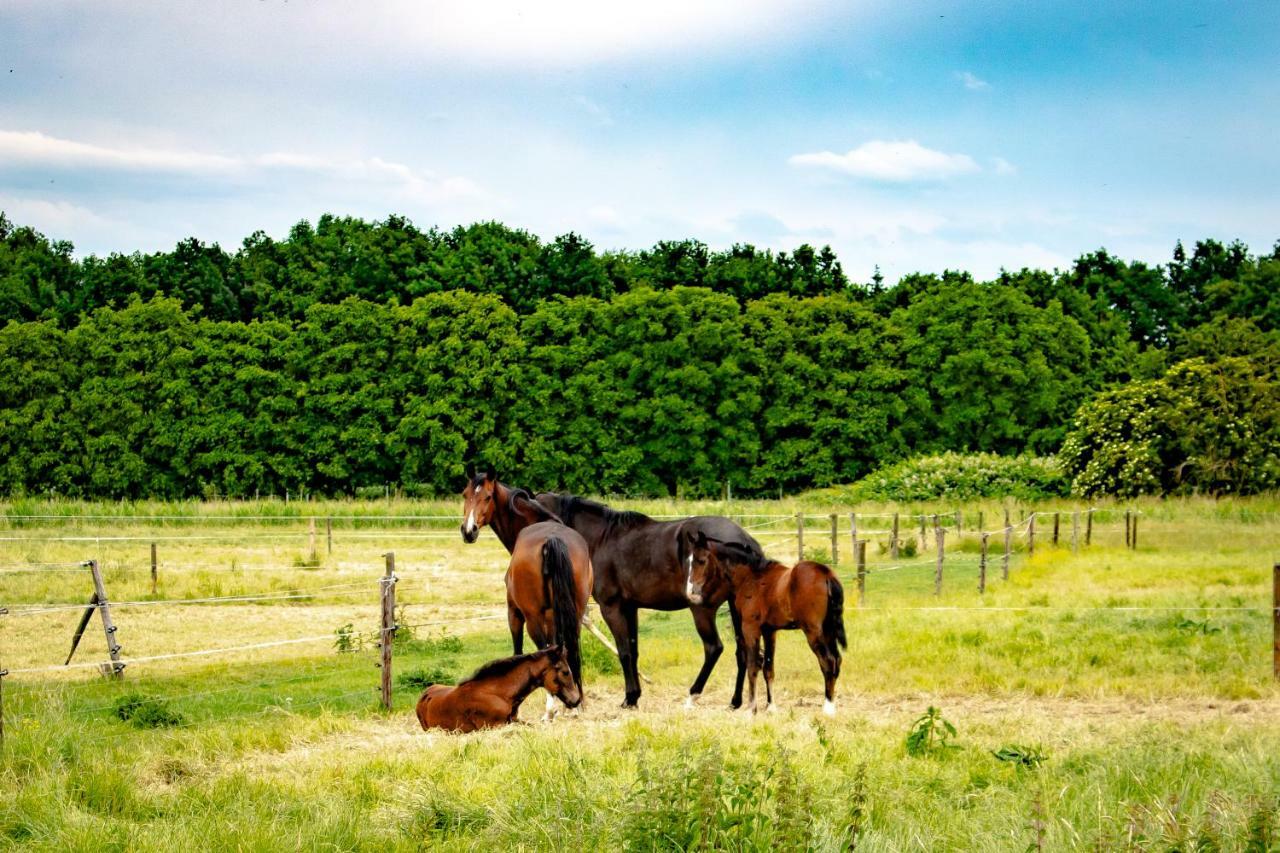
[[1, 0, 1278, 282]]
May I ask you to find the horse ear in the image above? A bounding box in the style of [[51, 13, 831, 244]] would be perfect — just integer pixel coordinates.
[[486, 467, 499, 484], [695, 530, 709, 549], [464, 460, 476, 479]]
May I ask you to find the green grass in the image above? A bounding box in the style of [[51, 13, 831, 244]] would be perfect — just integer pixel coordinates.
[[2, 496, 1279, 850]]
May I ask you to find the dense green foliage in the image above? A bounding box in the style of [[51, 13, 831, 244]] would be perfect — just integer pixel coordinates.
[[844, 453, 1067, 502], [1, 211, 1277, 497], [1061, 355, 1280, 497]]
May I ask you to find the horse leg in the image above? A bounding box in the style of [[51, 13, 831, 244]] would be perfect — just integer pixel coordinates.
[[625, 604, 642, 707], [599, 602, 640, 708], [685, 604, 723, 708], [762, 626, 778, 712], [728, 602, 747, 710], [743, 625, 762, 714], [508, 604, 525, 656], [804, 626, 838, 717]]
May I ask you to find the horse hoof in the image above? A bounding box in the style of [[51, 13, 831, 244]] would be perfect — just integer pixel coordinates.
[[766, 703, 777, 714], [684, 694, 700, 710], [823, 700, 836, 717]]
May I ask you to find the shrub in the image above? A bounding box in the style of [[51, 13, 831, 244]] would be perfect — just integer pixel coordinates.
[[1061, 357, 1280, 496], [112, 693, 184, 728], [850, 452, 1068, 501], [397, 665, 457, 689]]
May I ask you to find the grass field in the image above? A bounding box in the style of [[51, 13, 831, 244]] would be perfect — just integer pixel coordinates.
[[2, 496, 1279, 850]]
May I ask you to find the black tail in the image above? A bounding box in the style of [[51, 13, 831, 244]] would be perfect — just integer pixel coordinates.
[[824, 576, 848, 653], [542, 537, 582, 688]]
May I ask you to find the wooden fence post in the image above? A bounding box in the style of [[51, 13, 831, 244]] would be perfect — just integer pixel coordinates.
[[1272, 562, 1278, 682], [380, 552, 397, 711], [1052, 512, 1060, 546], [326, 517, 333, 555], [849, 512, 858, 555], [1071, 511, 1080, 553], [796, 513, 804, 563], [829, 513, 839, 566], [977, 511, 984, 537], [891, 513, 900, 560], [1086, 510, 1093, 546], [309, 517, 317, 563], [88, 560, 124, 679], [856, 541, 867, 607], [1028, 514, 1036, 557], [150, 542, 158, 596], [1002, 508, 1012, 580], [934, 526, 945, 596], [919, 515, 927, 551], [978, 533, 989, 594], [1131, 515, 1138, 550], [1125, 511, 1131, 548], [954, 510, 962, 534], [0, 605, 7, 753]]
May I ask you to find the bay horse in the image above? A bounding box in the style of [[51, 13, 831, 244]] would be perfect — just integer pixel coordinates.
[[460, 466, 592, 714], [415, 645, 582, 733], [535, 491, 763, 709], [684, 530, 846, 716]]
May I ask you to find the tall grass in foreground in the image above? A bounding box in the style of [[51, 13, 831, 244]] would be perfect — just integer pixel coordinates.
[[1, 497, 1279, 850]]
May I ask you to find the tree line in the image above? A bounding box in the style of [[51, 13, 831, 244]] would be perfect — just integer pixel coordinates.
[[1, 212, 1276, 498]]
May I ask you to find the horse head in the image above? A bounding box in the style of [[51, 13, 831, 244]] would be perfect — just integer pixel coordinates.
[[542, 645, 582, 708], [460, 463, 499, 543], [683, 529, 719, 605]]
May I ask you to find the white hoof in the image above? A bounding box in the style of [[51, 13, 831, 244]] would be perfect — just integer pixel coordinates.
[[544, 693, 562, 722], [684, 694, 699, 710], [823, 700, 836, 717], [766, 702, 778, 714], [747, 702, 758, 716]]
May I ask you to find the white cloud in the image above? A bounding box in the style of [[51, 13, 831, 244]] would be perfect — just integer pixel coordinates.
[[0, 130, 240, 174], [789, 139, 980, 182], [309, 0, 836, 65], [0, 129, 484, 206], [956, 71, 990, 91], [574, 96, 615, 127], [991, 156, 1018, 176]]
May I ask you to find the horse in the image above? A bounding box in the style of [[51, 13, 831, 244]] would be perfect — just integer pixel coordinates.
[[415, 645, 582, 733], [460, 466, 592, 718], [684, 530, 847, 716], [535, 491, 763, 709]]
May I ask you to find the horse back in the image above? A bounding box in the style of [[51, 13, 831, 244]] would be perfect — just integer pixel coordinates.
[[785, 561, 838, 623]]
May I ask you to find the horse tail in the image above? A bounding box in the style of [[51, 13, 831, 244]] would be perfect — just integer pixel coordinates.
[[824, 574, 848, 653], [542, 537, 582, 687]]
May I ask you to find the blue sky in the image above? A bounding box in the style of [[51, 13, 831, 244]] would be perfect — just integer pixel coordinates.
[[1, 0, 1277, 281]]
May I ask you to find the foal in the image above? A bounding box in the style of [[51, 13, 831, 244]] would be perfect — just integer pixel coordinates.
[[415, 645, 582, 733], [684, 531, 847, 716]]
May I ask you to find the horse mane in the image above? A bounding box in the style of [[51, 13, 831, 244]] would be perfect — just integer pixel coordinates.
[[710, 539, 774, 575], [507, 486, 562, 523], [544, 493, 652, 536], [457, 648, 555, 686]]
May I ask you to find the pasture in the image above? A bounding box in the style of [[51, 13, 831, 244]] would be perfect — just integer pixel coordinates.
[[1, 496, 1278, 851]]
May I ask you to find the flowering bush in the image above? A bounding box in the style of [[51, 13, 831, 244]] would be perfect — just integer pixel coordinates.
[[1060, 357, 1280, 496], [851, 452, 1068, 501]]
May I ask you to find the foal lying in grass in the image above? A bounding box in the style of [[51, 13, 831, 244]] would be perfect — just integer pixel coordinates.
[[684, 531, 847, 715], [415, 645, 582, 733]]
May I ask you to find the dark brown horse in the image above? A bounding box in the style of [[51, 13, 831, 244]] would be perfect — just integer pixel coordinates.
[[685, 531, 846, 716], [415, 646, 582, 733], [460, 467, 592, 716], [535, 492, 763, 709]]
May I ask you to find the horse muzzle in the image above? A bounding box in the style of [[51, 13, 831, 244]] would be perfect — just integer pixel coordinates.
[[460, 524, 479, 544], [686, 584, 704, 605]]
